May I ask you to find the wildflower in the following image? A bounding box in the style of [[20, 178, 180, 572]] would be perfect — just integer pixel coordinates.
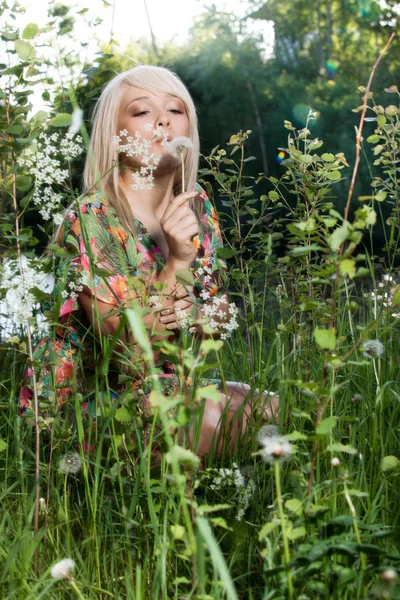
[[331, 457, 340, 467], [58, 452, 82, 474], [362, 340, 384, 359], [199, 292, 239, 340], [260, 436, 292, 464], [114, 129, 161, 190], [51, 558, 76, 580], [209, 463, 255, 521]]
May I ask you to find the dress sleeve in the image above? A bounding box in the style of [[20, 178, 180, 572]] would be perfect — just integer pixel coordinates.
[[191, 186, 228, 301], [55, 194, 137, 317]]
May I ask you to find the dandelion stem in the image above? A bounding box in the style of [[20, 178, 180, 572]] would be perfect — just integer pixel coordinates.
[[69, 579, 87, 600], [274, 460, 293, 600]]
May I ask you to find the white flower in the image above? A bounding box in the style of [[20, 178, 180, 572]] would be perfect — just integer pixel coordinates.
[[362, 340, 384, 359], [260, 436, 292, 464], [380, 568, 397, 584], [68, 108, 83, 135], [51, 558, 76, 580], [58, 452, 82, 474], [162, 135, 193, 156], [331, 457, 340, 467]]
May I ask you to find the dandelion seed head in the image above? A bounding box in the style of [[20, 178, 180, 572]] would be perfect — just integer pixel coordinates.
[[261, 436, 292, 464], [362, 339, 384, 359], [162, 136, 193, 156], [257, 425, 279, 443], [380, 568, 397, 584], [51, 558, 76, 580], [58, 452, 82, 474], [331, 457, 340, 467]]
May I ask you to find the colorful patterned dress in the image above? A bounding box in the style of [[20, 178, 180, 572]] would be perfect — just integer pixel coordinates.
[[20, 184, 226, 427]]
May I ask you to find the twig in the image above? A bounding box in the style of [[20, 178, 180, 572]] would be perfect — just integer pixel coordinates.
[[344, 32, 396, 221]]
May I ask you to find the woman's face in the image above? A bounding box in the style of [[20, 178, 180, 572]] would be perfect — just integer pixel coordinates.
[[117, 84, 190, 174]]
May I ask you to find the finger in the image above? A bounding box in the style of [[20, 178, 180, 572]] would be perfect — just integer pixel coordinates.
[[160, 312, 177, 324], [173, 299, 194, 310], [161, 191, 198, 222], [169, 221, 200, 240], [175, 285, 195, 299], [163, 207, 197, 231]]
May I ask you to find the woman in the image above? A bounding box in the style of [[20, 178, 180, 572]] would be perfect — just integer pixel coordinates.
[[20, 65, 278, 457]]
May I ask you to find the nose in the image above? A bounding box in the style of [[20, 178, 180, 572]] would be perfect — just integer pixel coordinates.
[[157, 110, 170, 128]]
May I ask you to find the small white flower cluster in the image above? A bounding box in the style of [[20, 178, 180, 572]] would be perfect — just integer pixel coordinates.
[[200, 295, 239, 340], [61, 276, 84, 301], [362, 339, 384, 359], [209, 462, 255, 521], [17, 131, 83, 223], [58, 451, 82, 474], [364, 272, 400, 319], [148, 295, 163, 311], [0, 257, 53, 332], [114, 128, 162, 190]]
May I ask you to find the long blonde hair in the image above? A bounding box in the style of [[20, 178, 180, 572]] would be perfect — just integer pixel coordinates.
[[83, 65, 200, 231]]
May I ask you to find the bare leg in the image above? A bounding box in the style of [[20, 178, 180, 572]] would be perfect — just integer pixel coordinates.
[[191, 382, 279, 458]]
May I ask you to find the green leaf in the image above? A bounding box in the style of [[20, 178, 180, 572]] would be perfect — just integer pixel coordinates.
[[316, 417, 338, 435], [287, 526, 306, 540], [284, 431, 307, 441], [200, 339, 224, 354], [329, 221, 352, 251], [22, 23, 39, 39], [340, 259, 356, 279], [377, 114, 386, 127], [285, 499, 303, 515], [114, 406, 132, 422], [314, 327, 336, 350], [175, 268, 195, 287], [216, 247, 235, 259], [268, 190, 279, 201], [300, 154, 313, 164], [381, 455, 400, 472], [322, 153, 335, 162], [375, 190, 387, 202], [6, 125, 23, 135], [210, 517, 233, 531], [367, 134, 381, 144], [170, 524, 185, 540], [197, 503, 232, 515], [291, 244, 322, 256], [327, 170, 341, 181], [258, 520, 280, 541], [49, 113, 72, 127], [14, 39, 35, 59], [0, 439, 8, 452], [166, 445, 200, 468], [327, 443, 357, 454], [16, 175, 32, 191]]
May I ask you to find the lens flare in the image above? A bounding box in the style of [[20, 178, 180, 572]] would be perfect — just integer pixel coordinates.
[[325, 59, 339, 78], [292, 104, 318, 127], [276, 151, 286, 164]]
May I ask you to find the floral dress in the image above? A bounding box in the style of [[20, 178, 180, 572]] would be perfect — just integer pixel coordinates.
[[20, 184, 226, 427]]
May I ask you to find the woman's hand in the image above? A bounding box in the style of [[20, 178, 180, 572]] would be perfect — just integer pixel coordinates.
[[159, 287, 197, 330], [160, 191, 200, 268]]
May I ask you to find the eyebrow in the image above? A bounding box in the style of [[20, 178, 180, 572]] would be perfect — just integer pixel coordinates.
[[125, 94, 180, 111]]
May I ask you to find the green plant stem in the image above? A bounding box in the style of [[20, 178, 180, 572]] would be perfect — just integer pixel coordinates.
[[69, 578, 87, 600], [274, 460, 293, 600]]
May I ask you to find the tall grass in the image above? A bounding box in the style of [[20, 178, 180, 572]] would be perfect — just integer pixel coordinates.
[[1, 33, 400, 600]]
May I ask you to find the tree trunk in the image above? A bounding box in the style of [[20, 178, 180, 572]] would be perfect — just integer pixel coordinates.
[[240, 65, 269, 176]]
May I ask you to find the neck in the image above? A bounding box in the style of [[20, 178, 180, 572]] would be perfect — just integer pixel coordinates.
[[119, 170, 176, 221]]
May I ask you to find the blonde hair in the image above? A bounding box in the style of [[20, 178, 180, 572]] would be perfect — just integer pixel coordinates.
[[83, 65, 200, 231]]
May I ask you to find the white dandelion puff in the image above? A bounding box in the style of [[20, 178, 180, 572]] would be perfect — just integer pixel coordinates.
[[162, 135, 193, 156], [331, 457, 340, 467], [51, 558, 76, 580], [362, 340, 384, 359], [260, 436, 292, 464], [257, 425, 279, 443], [58, 452, 82, 474]]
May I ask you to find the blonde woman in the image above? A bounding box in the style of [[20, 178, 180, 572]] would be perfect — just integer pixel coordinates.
[[20, 66, 278, 457]]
